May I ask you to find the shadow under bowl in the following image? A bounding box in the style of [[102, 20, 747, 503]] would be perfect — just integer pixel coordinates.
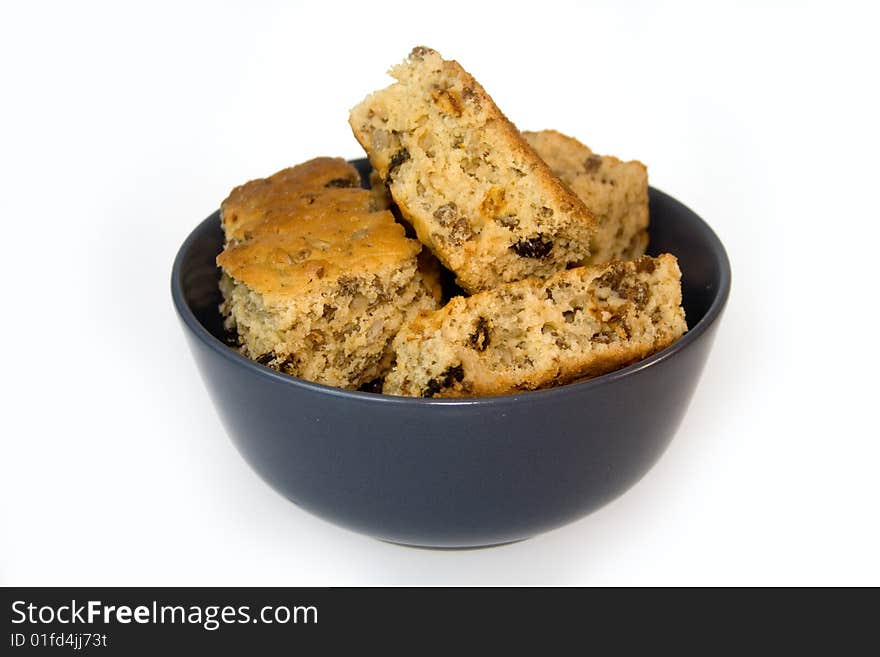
[[171, 164, 730, 548]]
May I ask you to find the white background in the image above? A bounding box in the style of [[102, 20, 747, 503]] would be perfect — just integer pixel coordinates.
[[2, 1, 878, 586]]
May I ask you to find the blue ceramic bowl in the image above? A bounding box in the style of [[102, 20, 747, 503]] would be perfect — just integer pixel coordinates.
[[171, 161, 730, 547]]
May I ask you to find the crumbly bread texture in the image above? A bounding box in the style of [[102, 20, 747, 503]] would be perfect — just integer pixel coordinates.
[[349, 47, 597, 294], [523, 130, 649, 264], [384, 254, 686, 397], [216, 159, 441, 389]]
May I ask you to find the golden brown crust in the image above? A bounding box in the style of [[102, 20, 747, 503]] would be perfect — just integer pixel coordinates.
[[220, 157, 363, 243], [217, 201, 420, 303], [217, 158, 422, 302]]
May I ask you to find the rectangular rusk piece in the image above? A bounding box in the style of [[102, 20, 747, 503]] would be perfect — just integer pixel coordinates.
[[349, 47, 597, 294], [384, 255, 686, 397], [217, 158, 441, 389], [523, 130, 649, 264]]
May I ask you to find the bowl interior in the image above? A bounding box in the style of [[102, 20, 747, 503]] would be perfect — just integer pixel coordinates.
[[175, 160, 729, 383]]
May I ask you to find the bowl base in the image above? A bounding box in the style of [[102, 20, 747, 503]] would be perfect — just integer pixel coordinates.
[[379, 537, 530, 550]]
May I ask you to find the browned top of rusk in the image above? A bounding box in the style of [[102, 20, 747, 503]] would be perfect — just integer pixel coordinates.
[[217, 159, 422, 302], [220, 157, 362, 243], [218, 202, 421, 302]]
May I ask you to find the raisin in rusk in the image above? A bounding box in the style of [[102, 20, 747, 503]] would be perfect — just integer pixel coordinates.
[[384, 255, 686, 397], [349, 47, 597, 294], [217, 157, 441, 389]]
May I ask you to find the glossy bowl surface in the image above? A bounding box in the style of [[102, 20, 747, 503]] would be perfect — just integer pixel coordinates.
[[171, 162, 730, 547]]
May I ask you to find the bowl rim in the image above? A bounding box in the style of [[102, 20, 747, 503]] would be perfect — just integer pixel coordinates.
[[171, 186, 731, 407]]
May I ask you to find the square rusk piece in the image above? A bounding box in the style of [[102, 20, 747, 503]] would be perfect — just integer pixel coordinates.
[[523, 130, 650, 264], [349, 47, 597, 294], [216, 158, 441, 389], [383, 255, 686, 397]]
